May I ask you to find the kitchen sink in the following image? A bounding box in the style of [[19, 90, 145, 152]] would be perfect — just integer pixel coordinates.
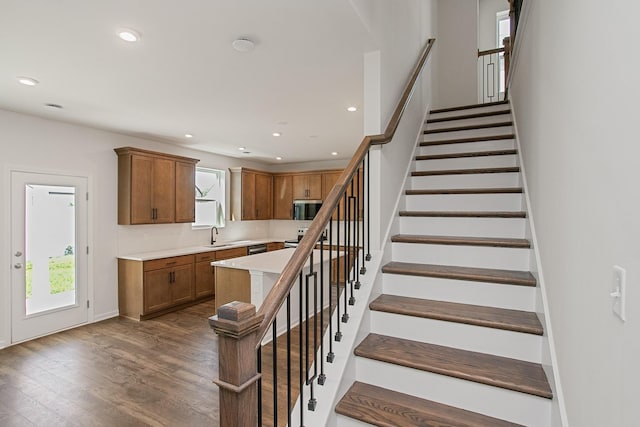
[[202, 240, 254, 249]]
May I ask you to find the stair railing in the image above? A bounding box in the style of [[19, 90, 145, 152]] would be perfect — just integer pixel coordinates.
[[477, 36, 511, 104], [210, 37, 435, 427]]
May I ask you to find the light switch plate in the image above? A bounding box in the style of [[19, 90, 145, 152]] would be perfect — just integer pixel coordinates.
[[612, 265, 626, 322]]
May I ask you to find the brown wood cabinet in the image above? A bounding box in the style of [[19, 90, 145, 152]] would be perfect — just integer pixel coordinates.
[[231, 168, 273, 220], [267, 242, 285, 251], [115, 147, 199, 225], [273, 175, 293, 219], [214, 246, 250, 312], [322, 169, 363, 220], [194, 251, 216, 299], [292, 173, 322, 200]]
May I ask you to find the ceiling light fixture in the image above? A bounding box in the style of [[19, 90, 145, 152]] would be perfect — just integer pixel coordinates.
[[17, 77, 39, 86], [272, 132, 281, 137], [184, 133, 193, 138], [347, 106, 357, 112], [238, 147, 246, 151], [276, 156, 283, 160], [118, 29, 141, 42], [232, 38, 255, 52], [331, 152, 338, 156]]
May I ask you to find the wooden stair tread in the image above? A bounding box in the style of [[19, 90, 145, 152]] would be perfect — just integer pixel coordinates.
[[406, 187, 522, 195], [420, 134, 514, 146], [416, 149, 517, 160], [355, 334, 553, 399], [381, 261, 536, 286], [430, 100, 510, 114], [399, 210, 526, 218], [336, 381, 523, 427], [426, 109, 512, 124], [391, 234, 530, 248], [370, 295, 543, 335], [424, 122, 513, 134], [412, 166, 519, 176]]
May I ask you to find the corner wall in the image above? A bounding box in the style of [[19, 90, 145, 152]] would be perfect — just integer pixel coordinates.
[[509, 1, 640, 425]]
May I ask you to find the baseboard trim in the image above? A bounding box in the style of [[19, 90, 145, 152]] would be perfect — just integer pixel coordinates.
[[94, 310, 119, 322]]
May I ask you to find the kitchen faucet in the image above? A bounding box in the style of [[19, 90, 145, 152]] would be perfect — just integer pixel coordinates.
[[210, 226, 218, 244]]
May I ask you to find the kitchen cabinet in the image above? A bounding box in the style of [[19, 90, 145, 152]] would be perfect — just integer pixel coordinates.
[[273, 175, 293, 219], [230, 168, 273, 220], [194, 251, 216, 299], [292, 173, 322, 200], [322, 169, 363, 220], [115, 147, 199, 225], [267, 242, 285, 251], [118, 254, 195, 320], [214, 246, 250, 312]]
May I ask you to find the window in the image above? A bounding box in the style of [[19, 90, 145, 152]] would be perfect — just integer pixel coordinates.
[[193, 167, 225, 228], [496, 10, 510, 47]]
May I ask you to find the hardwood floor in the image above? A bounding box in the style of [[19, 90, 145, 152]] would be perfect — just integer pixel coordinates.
[[0, 300, 220, 426]]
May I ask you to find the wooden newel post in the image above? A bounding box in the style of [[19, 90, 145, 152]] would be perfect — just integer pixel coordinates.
[[503, 36, 511, 84], [209, 301, 264, 427]]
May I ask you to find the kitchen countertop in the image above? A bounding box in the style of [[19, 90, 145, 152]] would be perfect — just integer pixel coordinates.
[[118, 238, 289, 261], [212, 247, 342, 274]]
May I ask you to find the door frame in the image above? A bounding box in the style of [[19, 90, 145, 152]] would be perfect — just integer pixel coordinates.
[[3, 165, 94, 346]]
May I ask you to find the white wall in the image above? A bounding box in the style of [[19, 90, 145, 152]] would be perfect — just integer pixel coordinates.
[[478, 0, 509, 50], [433, 0, 478, 107], [509, 1, 640, 425], [0, 109, 306, 348]]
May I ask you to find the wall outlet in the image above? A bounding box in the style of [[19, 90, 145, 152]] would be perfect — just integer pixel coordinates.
[[611, 265, 626, 322]]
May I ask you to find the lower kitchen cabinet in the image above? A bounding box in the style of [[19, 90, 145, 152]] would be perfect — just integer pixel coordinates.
[[194, 251, 216, 299]]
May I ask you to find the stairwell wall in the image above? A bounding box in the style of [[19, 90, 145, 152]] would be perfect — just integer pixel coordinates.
[[509, 1, 640, 426]]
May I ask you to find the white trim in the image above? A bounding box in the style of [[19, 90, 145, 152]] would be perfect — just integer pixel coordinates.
[[93, 310, 120, 322], [509, 102, 569, 427]]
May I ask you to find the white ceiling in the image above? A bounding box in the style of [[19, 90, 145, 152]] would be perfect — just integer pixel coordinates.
[[0, 0, 375, 164]]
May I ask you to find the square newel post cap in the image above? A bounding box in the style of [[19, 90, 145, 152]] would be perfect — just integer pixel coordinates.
[[209, 301, 264, 338]]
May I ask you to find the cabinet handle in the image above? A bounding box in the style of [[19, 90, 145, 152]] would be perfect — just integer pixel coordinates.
[[168, 272, 172, 283]]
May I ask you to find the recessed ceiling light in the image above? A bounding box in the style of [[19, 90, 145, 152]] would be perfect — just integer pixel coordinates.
[[331, 152, 338, 156], [45, 103, 63, 109], [17, 77, 39, 86], [232, 38, 255, 52], [347, 106, 357, 112], [272, 132, 281, 137], [238, 147, 246, 151], [118, 29, 140, 42], [184, 133, 193, 138], [276, 156, 283, 160]]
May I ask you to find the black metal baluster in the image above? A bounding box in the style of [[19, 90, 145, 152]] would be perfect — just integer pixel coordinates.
[[287, 294, 292, 427], [272, 318, 277, 427], [307, 251, 317, 411], [366, 151, 371, 262], [354, 168, 361, 290], [298, 271, 304, 427], [335, 200, 344, 338], [360, 158, 367, 274], [318, 237, 326, 384], [342, 191, 349, 322], [348, 180, 355, 306], [328, 217, 337, 355]]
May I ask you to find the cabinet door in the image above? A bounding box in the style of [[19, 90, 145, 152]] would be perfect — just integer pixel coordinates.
[[195, 261, 215, 298], [175, 161, 196, 223], [241, 172, 256, 220], [152, 157, 175, 223], [143, 268, 172, 313], [273, 175, 293, 219], [171, 264, 194, 305], [322, 172, 342, 220], [307, 174, 322, 199], [255, 173, 273, 219], [130, 155, 154, 224], [292, 174, 307, 200]]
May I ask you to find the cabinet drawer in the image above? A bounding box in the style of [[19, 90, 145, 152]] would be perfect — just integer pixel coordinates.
[[195, 251, 216, 263], [144, 255, 194, 272], [216, 247, 247, 260]]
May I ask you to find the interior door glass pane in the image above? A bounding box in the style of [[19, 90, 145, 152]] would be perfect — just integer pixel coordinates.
[[25, 184, 76, 316]]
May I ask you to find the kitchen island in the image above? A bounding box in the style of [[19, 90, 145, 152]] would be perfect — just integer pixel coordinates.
[[212, 248, 342, 339]]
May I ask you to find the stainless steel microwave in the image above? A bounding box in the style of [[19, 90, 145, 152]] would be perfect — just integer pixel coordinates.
[[292, 200, 322, 220]]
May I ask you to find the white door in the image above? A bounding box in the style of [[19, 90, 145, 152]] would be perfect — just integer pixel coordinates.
[[11, 171, 88, 343]]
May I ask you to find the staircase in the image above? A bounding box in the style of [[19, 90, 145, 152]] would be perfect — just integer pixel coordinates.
[[335, 100, 553, 426]]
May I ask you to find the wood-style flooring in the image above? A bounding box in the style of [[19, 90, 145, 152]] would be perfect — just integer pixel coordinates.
[[0, 301, 220, 427]]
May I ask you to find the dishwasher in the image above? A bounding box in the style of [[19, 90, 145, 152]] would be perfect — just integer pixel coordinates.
[[247, 243, 267, 255]]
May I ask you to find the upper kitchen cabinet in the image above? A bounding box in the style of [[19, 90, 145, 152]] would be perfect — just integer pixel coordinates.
[[115, 147, 199, 225], [230, 168, 273, 220], [273, 174, 293, 219], [292, 173, 322, 200]]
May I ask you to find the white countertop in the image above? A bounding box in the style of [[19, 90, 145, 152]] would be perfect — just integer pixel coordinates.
[[212, 248, 342, 274], [118, 238, 289, 261]]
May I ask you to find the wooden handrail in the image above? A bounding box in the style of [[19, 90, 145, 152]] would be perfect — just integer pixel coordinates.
[[254, 38, 436, 344], [478, 47, 505, 57]]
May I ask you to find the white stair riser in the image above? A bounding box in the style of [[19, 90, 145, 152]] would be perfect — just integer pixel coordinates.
[[392, 242, 531, 270], [405, 193, 522, 211], [382, 273, 536, 311], [425, 114, 512, 130], [419, 139, 515, 156], [414, 154, 517, 171], [370, 311, 542, 363], [429, 104, 511, 119], [423, 126, 513, 142], [399, 216, 526, 238], [410, 172, 520, 190], [355, 357, 551, 427]]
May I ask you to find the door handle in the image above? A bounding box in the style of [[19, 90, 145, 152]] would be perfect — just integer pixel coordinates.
[[14, 263, 23, 269]]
